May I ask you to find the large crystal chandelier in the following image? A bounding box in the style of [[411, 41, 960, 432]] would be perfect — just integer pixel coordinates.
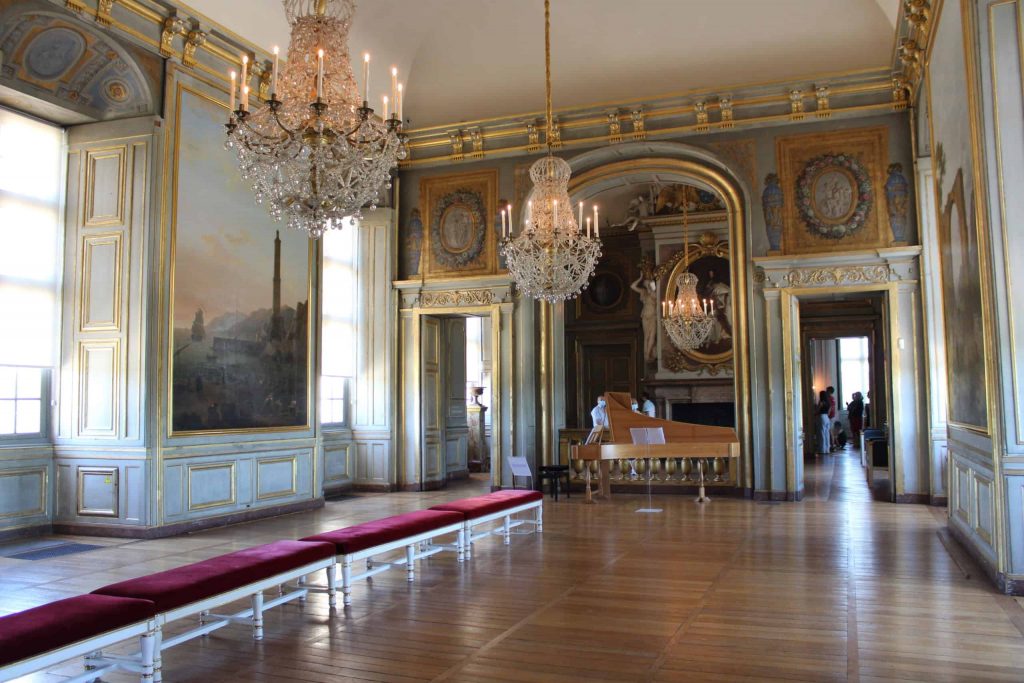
[[662, 203, 715, 350], [499, 0, 601, 303], [225, 0, 406, 238]]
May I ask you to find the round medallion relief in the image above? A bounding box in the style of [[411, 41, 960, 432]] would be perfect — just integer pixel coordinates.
[[439, 204, 477, 254], [24, 28, 85, 81], [811, 168, 856, 224], [105, 80, 130, 103]]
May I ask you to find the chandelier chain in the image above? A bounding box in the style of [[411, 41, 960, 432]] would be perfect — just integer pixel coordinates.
[[544, 0, 553, 146]]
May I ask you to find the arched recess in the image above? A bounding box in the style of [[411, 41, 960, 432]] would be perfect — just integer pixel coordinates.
[[524, 142, 756, 491]]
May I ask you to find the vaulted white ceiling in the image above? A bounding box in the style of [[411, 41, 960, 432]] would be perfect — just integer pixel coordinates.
[[182, 0, 899, 129]]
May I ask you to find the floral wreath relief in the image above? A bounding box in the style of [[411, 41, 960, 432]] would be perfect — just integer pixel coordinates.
[[430, 189, 487, 269], [795, 153, 873, 239]]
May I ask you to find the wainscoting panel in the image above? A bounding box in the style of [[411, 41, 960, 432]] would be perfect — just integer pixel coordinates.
[[323, 439, 354, 487], [77, 340, 120, 437], [83, 146, 126, 227], [163, 448, 315, 523], [53, 455, 148, 527], [80, 233, 122, 332], [949, 447, 997, 565], [0, 467, 47, 520], [77, 466, 118, 517]]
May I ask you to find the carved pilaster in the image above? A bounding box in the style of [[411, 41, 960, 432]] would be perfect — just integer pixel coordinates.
[[606, 111, 622, 143], [448, 131, 465, 161], [469, 127, 484, 158], [789, 90, 805, 120], [630, 108, 646, 140], [815, 86, 831, 118], [95, 0, 115, 26], [526, 122, 541, 152], [717, 96, 734, 128], [183, 30, 207, 68], [694, 100, 709, 132], [160, 16, 184, 57]]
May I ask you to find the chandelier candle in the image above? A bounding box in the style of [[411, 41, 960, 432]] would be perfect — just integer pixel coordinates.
[[229, 71, 236, 112], [225, 0, 406, 238], [362, 52, 370, 103], [397, 83, 403, 121], [272, 46, 279, 95]]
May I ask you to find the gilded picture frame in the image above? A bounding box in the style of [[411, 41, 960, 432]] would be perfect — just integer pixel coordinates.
[[419, 169, 498, 278], [661, 234, 733, 374], [165, 70, 314, 437], [776, 126, 889, 254]]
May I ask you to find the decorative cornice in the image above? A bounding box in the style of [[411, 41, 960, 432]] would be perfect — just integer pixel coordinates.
[[892, 0, 934, 103], [399, 67, 905, 168], [753, 246, 922, 289], [419, 289, 495, 308]]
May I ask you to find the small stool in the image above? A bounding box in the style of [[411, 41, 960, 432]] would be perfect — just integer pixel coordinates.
[[538, 465, 571, 501]]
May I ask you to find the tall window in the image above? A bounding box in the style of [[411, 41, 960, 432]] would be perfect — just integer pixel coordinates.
[[0, 109, 63, 438], [838, 336, 870, 406], [320, 221, 357, 426]]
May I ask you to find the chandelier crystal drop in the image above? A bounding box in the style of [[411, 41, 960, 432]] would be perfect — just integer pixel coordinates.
[[662, 205, 715, 351], [499, 0, 601, 303], [225, 0, 406, 238]]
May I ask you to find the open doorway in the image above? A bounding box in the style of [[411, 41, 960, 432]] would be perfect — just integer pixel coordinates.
[[414, 313, 494, 491], [799, 294, 892, 501]]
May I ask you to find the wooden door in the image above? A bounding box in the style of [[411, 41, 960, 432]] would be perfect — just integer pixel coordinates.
[[421, 316, 445, 486], [581, 343, 636, 427]]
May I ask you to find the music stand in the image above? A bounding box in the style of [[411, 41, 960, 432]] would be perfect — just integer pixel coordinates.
[[629, 427, 664, 513]]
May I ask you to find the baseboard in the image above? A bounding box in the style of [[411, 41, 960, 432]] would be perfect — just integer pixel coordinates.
[[52, 498, 325, 539], [930, 495, 948, 506], [0, 523, 52, 543], [351, 483, 396, 493], [945, 522, 1024, 596], [446, 470, 470, 481], [752, 490, 791, 502], [399, 480, 447, 492], [895, 493, 930, 504]]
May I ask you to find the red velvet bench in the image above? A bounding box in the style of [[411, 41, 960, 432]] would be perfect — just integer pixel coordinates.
[[0, 594, 158, 683], [91, 540, 335, 682], [300, 509, 465, 606], [430, 489, 543, 560]]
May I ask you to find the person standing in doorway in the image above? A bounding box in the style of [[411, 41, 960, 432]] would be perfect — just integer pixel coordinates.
[[641, 392, 657, 418], [826, 386, 838, 451], [817, 390, 832, 456], [848, 391, 864, 446], [586, 394, 608, 445]]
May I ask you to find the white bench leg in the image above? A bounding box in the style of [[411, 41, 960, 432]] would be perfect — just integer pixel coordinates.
[[406, 545, 416, 582], [464, 522, 473, 560], [153, 627, 163, 683], [457, 528, 466, 563], [537, 504, 544, 533], [503, 515, 512, 545], [327, 564, 337, 608], [140, 630, 156, 682], [251, 592, 264, 641], [342, 556, 353, 606], [297, 574, 307, 602]]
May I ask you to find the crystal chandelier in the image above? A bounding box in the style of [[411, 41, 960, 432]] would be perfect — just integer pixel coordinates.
[[225, 0, 406, 238], [499, 0, 601, 303], [662, 203, 715, 351]]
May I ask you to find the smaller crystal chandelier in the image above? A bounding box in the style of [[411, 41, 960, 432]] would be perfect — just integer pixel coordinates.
[[225, 0, 406, 238], [662, 202, 715, 351], [499, 0, 601, 303]]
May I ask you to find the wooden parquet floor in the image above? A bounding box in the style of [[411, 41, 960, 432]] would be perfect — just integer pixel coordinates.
[[3, 450, 1024, 682]]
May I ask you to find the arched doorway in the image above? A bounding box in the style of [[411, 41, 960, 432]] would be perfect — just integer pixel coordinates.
[[525, 143, 756, 491]]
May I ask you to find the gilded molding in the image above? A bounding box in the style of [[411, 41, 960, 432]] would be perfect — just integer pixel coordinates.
[[66, 0, 88, 14], [526, 122, 541, 151], [419, 289, 495, 308], [784, 265, 890, 287], [607, 111, 623, 142], [448, 131, 465, 160], [789, 89, 805, 119], [469, 128, 484, 158], [717, 96, 734, 128]]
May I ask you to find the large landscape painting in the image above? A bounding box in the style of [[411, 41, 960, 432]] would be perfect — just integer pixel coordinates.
[[171, 85, 310, 433], [927, 0, 988, 432]]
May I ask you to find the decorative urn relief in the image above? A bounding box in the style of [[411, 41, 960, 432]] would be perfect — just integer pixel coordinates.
[[761, 172, 784, 253], [884, 163, 911, 244]]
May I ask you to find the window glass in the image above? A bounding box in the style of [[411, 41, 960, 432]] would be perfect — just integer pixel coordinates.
[[320, 220, 357, 425]]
